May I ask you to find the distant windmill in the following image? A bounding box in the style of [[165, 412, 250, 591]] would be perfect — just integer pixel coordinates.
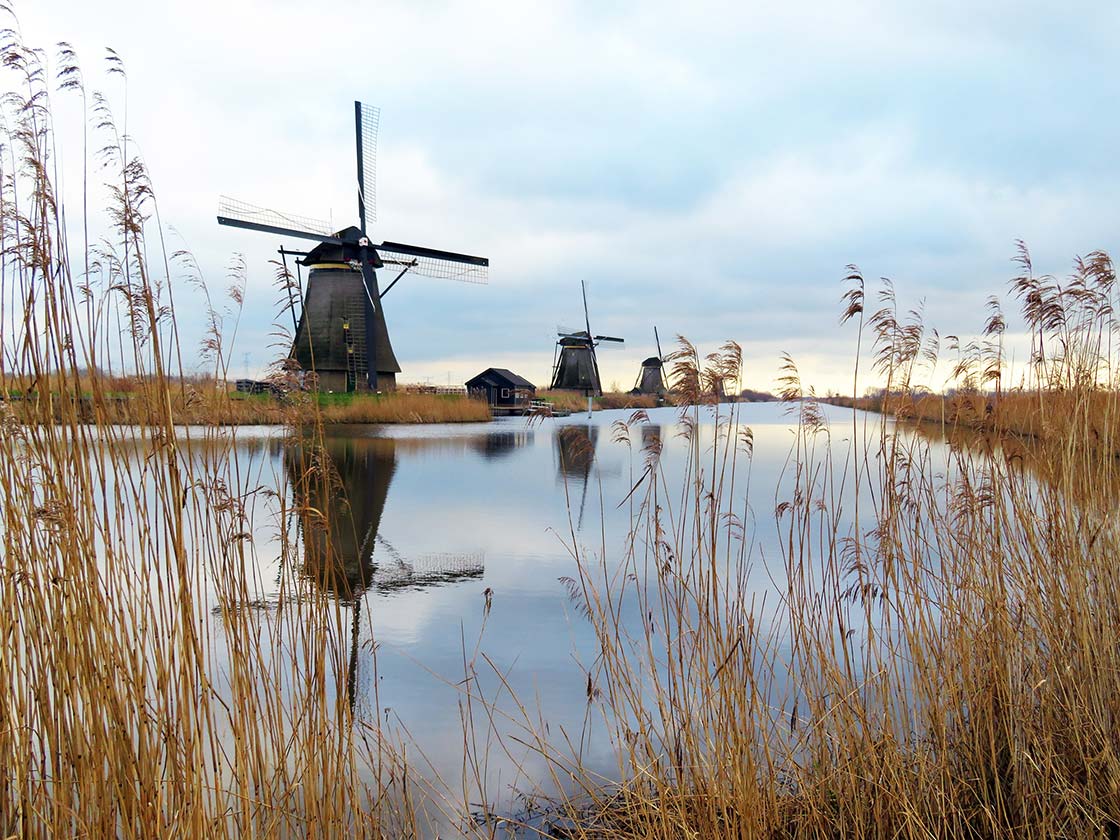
[[550, 280, 624, 400], [217, 102, 489, 392], [633, 326, 667, 395]]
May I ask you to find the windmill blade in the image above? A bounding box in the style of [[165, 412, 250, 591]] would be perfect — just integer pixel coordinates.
[[654, 326, 664, 360], [355, 101, 380, 232], [594, 335, 625, 349], [581, 279, 593, 340], [556, 324, 583, 337], [377, 241, 488, 283], [217, 196, 340, 244]]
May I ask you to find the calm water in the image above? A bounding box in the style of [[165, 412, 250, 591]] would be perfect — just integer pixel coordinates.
[[20, 399, 1066, 833], [76, 400, 931, 834], [193, 404, 891, 807]]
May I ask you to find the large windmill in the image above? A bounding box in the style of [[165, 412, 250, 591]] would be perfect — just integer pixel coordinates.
[[217, 102, 488, 392], [633, 326, 667, 395], [550, 280, 623, 400]]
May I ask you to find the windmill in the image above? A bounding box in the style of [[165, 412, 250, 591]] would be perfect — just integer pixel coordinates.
[[550, 280, 623, 402], [633, 326, 667, 395], [217, 102, 489, 392]]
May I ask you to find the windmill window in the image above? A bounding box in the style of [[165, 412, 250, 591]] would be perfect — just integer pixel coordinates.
[[501, 388, 510, 399]]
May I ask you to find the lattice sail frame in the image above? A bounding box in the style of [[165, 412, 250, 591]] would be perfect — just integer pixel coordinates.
[[594, 336, 626, 350], [378, 247, 488, 284], [220, 102, 488, 287], [356, 101, 380, 227], [218, 196, 334, 238]]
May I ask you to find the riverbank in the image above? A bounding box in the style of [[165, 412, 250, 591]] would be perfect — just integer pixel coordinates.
[[7, 25, 1120, 836], [0, 388, 492, 425], [535, 389, 664, 413], [825, 390, 1120, 454], [1, 385, 679, 425]]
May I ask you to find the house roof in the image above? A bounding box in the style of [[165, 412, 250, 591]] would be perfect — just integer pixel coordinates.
[[466, 368, 535, 390]]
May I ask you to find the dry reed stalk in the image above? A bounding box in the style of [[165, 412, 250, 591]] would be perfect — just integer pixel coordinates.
[[0, 27, 426, 838], [595, 393, 661, 410], [516, 257, 1120, 838]]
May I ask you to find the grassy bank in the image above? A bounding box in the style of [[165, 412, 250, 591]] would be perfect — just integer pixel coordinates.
[[534, 389, 664, 413], [0, 381, 492, 425], [833, 389, 1120, 454], [0, 39, 421, 837]]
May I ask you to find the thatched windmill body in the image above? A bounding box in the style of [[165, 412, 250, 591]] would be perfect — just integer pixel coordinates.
[[218, 102, 488, 392]]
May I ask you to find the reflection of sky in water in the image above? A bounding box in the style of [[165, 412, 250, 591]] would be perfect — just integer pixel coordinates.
[[201, 403, 903, 817], [42, 403, 905, 819], [36, 404, 1060, 829]]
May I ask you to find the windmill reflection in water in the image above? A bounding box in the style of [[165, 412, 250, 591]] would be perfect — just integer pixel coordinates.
[[285, 435, 490, 709], [555, 425, 597, 528], [554, 422, 662, 529]]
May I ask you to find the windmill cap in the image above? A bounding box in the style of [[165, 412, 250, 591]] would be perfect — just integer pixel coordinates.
[[558, 333, 594, 346], [301, 229, 383, 268]]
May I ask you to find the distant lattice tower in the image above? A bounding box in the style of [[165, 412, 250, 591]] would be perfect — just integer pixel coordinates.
[[550, 280, 624, 397], [218, 102, 488, 392]]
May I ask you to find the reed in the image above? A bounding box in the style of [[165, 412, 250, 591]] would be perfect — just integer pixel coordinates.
[[536, 389, 594, 413], [595, 391, 661, 410], [0, 29, 426, 838], [513, 254, 1120, 838], [312, 392, 490, 424], [829, 245, 1120, 459]]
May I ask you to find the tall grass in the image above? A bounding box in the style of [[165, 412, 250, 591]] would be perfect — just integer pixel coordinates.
[[0, 27, 428, 838], [516, 258, 1120, 838], [310, 391, 491, 425]]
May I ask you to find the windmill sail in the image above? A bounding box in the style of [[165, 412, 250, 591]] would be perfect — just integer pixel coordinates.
[[556, 424, 598, 528], [550, 281, 623, 396], [377, 241, 489, 283], [218, 99, 487, 393], [217, 196, 338, 242], [355, 101, 380, 231]]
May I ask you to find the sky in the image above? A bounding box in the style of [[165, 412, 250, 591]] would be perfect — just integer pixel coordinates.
[[17, 0, 1120, 394]]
